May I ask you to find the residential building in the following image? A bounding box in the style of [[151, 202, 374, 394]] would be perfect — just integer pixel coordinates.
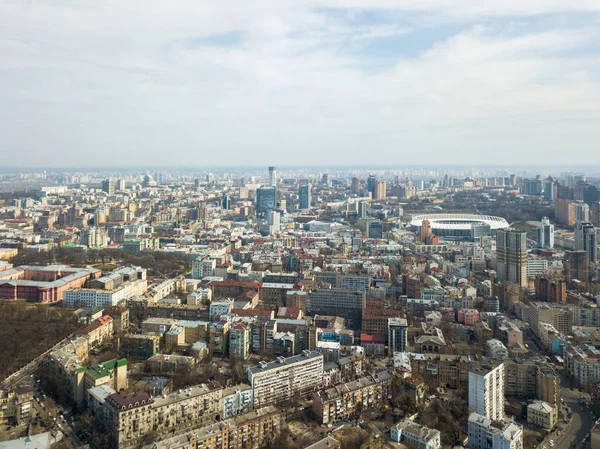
[[312, 372, 392, 424], [469, 362, 505, 421], [496, 229, 528, 288], [248, 350, 323, 408], [467, 413, 523, 449], [388, 317, 408, 355], [527, 401, 557, 431]]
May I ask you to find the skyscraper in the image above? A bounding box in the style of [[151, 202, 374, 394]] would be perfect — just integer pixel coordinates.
[[299, 184, 311, 210], [268, 166, 277, 187], [564, 250, 590, 282], [101, 179, 114, 195], [222, 192, 231, 210], [469, 362, 505, 421], [367, 175, 377, 197], [374, 180, 386, 200], [537, 217, 554, 249], [351, 177, 360, 194], [575, 221, 598, 263], [256, 187, 276, 215], [496, 229, 528, 288]]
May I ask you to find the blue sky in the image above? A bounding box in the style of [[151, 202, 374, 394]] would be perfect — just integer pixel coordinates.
[[1, 1, 600, 167]]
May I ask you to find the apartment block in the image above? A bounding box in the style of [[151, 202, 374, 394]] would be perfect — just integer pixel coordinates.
[[140, 406, 282, 449], [469, 362, 505, 421], [312, 371, 393, 424], [527, 401, 557, 431], [248, 351, 323, 408]]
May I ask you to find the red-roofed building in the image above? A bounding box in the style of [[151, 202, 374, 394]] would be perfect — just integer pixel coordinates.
[[360, 333, 385, 355], [75, 315, 113, 348]]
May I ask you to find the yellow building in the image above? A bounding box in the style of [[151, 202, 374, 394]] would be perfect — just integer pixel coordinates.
[[527, 401, 557, 431]]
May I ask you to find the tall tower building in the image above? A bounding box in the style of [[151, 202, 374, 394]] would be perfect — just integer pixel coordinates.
[[268, 166, 277, 187], [351, 177, 360, 194], [299, 184, 311, 210], [102, 179, 115, 195], [575, 221, 598, 263], [222, 192, 231, 210], [388, 317, 408, 355], [116, 179, 126, 191], [537, 217, 554, 249], [256, 187, 276, 215], [367, 175, 377, 197], [469, 362, 505, 421], [496, 229, 528, 288], [565, 250, 590, 282], [374, 180, 386, 200]]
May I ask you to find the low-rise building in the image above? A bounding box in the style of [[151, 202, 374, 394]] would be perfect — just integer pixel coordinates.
[[467, 413, 523, 449], [527, 400, 558, 431], [312, 371, 392, 424], [390, 419, 441, 449]]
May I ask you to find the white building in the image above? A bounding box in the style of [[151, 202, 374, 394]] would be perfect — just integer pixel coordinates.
[[248, 350, 323, 408], [469, 362, 505, 421], [222, 384, 253, 419], [537, 217, 554, 249], [485, 339, 508, 359], [191, 257, 217, 279], [390, 419, 441, 449], [468, 413, 523, 449], [64, 279, 148, 308], [209, 299, 234, 321]]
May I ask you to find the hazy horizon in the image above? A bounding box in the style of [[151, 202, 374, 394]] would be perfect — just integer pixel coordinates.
[[2, 1, 600, 167]]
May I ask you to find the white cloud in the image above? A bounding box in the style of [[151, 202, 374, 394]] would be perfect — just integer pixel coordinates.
[[0, 1, 599, 166]]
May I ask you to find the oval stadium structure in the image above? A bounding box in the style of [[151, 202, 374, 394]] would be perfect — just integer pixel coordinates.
[[410, 214, 510, 240]]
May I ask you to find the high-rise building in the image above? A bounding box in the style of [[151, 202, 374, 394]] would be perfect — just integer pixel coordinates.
[[268, 166, 277, 187], [509, 174, 517, 186], [575, 221, 597, 263], [101, 179, 114, 195], [267, 210, 281, 234], [322, 173, 330, 186], [374, 180, 386, 200], [496, 229, 528, 288], [537, 217, 554, 249], [222, 192, 231, 210], [367, 220, 384, 239], [351, 177, 360, 194], [575, 201, 590, 222], [256, 186, 276, 215], [358, 201, 368, 218], [299, 184, 311, 210], [468, 362, 505, 421], [564, 250, 590, 282], [116, 179, 126, 191], [367, 175, 377, 197], [388, 317, 408, 355]]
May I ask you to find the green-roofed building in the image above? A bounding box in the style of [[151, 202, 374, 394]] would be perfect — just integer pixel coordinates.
[[73, 358, 128, 404]]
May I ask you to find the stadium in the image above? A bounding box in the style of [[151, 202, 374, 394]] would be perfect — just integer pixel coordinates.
[[409, 214, 510, 240]]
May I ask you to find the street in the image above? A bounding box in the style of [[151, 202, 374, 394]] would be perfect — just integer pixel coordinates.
[[519, 321, 593, 449]]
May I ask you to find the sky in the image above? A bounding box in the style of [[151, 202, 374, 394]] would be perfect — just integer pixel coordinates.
[[1, 1, 600, 168]]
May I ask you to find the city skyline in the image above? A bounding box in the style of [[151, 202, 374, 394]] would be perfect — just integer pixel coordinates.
[[2, 1, 600, 167]]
